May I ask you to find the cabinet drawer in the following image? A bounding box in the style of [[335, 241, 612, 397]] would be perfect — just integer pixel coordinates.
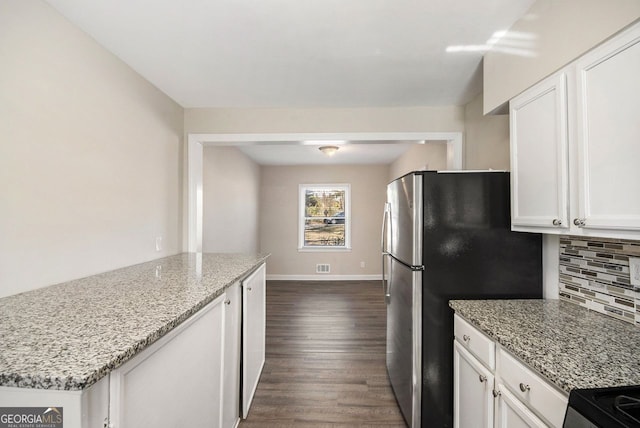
[[497, 347, 568, 427], [454, 314, 495, 370]]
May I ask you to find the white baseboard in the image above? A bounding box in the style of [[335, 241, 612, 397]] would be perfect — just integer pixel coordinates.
[[266, 274, 383, 281]]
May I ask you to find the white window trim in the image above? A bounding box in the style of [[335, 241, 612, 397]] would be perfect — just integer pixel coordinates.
[[298, 183, 351, 251]]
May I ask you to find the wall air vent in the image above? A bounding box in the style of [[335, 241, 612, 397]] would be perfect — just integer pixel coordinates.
[[316, 264, 330, 274]]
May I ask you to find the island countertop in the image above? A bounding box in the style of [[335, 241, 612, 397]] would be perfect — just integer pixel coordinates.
[[0, 253, 268, 391], [449, 299, 640, 393]]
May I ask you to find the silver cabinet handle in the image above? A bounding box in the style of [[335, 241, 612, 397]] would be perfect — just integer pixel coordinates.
[[519, 383, 530, 392], [479, 375, 487, 383], [224, 299, 231, 305], [552, 219, 562, 226], [573, 218, 586, 227], [492, 390, 501, 398], [463, 335, 470, 342]]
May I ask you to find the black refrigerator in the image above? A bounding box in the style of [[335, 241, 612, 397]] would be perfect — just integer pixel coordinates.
[[381, 171, 542, 428]]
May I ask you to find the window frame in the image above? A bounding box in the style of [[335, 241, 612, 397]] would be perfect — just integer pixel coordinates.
[[298, 183, 352, 252]]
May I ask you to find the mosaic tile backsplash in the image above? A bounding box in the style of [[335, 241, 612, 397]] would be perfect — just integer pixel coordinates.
[[559, 236, 640, 325]]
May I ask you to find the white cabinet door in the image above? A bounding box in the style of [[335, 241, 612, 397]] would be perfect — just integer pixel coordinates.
[[575, 23, 640, 232], [495, 385, 547, 428], [221, 282, 241, 428], [242, 263, 266, 418], [453, 341, 494, 428], [110, 294, 226, 428], [510, 71, 569, 232]]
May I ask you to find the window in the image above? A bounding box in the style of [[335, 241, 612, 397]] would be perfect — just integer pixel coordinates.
[[299, 184, 351, 251]]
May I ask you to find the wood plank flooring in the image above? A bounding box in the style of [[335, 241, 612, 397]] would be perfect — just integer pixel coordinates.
[[239, 280, 407, 428]]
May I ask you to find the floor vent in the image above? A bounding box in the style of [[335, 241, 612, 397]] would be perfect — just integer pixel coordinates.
[[316, 264, 330, 274]]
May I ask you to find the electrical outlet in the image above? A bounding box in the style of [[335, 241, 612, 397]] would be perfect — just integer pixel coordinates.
[[360, 261, 366, 268], [630, 257, 640, 287], [155, 236, 163, 252]]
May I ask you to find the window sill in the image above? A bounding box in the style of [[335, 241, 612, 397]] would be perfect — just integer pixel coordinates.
[[297, 247, 352, 253]]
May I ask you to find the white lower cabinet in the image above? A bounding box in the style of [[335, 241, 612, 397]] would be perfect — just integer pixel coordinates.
[[453, 341, 494, 428], [496, 348, 568, 427], [241, 263, 266, 418], [495, 385, 547, 428], [222, 282, 242, 428], [453, 314, 568, 428], [109, 292, 229, 428], [109, 280, 248, 428]]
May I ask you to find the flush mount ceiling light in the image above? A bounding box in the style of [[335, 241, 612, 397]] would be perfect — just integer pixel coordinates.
[[319, 145, 339, 156], [303, 140, 346, 145]]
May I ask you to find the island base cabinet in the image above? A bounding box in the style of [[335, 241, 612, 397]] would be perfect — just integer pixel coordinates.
[[221, 282, 241, 428], [453, 341, 494, 428], [0, 376, 109, 428], [495, 386, 547, 428], [109, 293, 227, 428], [242, 263, 266, 418]]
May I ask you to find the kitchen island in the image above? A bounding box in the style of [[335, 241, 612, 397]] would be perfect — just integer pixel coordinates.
[[0, 252, 268, 427]]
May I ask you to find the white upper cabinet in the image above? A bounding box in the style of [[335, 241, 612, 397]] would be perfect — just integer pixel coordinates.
[[509, 21, 640, 238], [574, 23, 640, 232], [510, 72, 569, 231]]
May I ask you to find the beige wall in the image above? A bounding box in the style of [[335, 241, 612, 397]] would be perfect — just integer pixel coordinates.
[[203, 147, 260, 253], [0, 1, 184, 298], [464, 92, 511, 170], [389, 142, 448, 181], [484, 0, 640, 113], [185, 106, 465, 134], [260, 165, 388, 277]]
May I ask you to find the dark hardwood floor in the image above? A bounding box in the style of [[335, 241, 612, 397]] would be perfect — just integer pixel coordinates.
[[239, 280, 406, 427]]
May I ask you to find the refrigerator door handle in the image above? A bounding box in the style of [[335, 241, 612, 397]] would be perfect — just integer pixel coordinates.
[[381, 202, 390, 253], [381, 202, 391, 300], [381, 253, 390, 300]]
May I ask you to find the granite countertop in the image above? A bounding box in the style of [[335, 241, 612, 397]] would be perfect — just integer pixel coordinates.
[[0, 252, 268, 391], [449, 299, 640, 394]]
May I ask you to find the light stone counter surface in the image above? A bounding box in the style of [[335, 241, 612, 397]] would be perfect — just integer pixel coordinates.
[[449, 299, 640, 393], [0, 253, 268, 391]]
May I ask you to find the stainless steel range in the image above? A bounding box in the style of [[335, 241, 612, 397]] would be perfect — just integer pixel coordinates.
[[564, 385, 640, 427]]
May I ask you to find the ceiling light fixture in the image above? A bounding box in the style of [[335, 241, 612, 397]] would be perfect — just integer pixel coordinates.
[[303, 140, 346, 146], [319, 145, 339, 156]]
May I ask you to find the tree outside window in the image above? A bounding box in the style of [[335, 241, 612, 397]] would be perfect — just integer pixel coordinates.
[[299, 184, 351, 250]]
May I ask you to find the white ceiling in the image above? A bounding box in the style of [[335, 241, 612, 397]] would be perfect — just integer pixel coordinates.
[[233, 140, 439, 165], [45, 0, 535, 109]]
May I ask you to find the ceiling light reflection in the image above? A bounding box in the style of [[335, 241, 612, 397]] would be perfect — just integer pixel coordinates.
[[445, 30, 537, 57]]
